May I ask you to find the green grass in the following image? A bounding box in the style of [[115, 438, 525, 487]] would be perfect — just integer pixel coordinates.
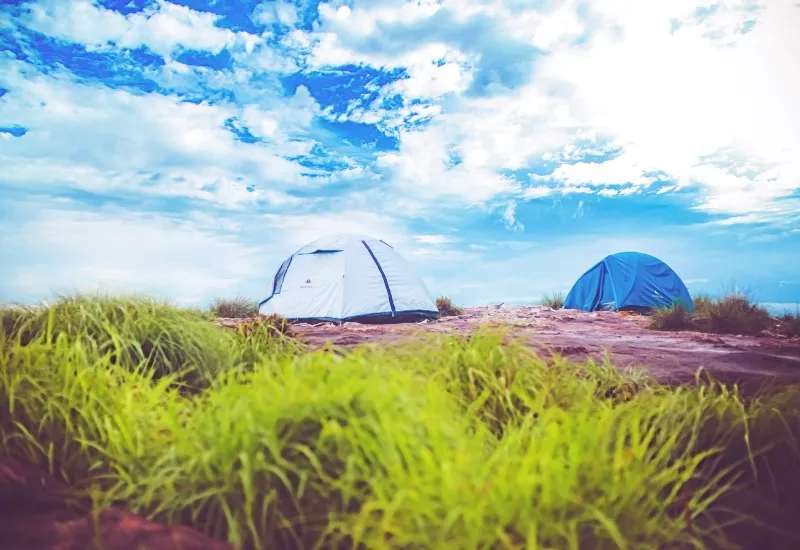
[[540, 291, 565, 310], [0, 294, 299, 390], [776, 311, 800, 338], [702, 292, 771, 335], [1, 293, 231, 389], [649, 301, 694, 331], [210, 296, 259, 318], [651, 292, 777, 336], [2, 295, 800, 549], [436, 296, 464, 317], [693, 293, 715, 317]]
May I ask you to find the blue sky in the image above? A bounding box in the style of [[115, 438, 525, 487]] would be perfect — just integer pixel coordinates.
[[1, 0, 799, 310]]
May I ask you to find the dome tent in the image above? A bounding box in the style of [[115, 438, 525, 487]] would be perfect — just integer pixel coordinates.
[[563, 251, 694, 313], [258, 234, 440, 324]]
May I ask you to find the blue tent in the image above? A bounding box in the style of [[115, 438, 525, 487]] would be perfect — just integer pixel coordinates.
[[563, 251, 694, 313], [259, 234, 440, 323]]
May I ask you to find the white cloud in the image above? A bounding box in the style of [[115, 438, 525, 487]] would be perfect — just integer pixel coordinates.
[[259, 211, 412, 254], [385, 47, 473, 99], [291, 0, 799, 222], [572, 199, 585, 219], [2, 206, 270, 304], [414, 234, 456, 245], [296, 1, 576, 207], [531, 0, 800, 218], [502, 201, 525, 231], [254, 212, 475, 267], [0, 59, 321, 206], [375, 125, 523, 204], [23, 0, 259, 59], [522, 186, 555, 199], [291, 3, 590, 207], [537, 153, 660, 188], [253, 1, 298, 27]]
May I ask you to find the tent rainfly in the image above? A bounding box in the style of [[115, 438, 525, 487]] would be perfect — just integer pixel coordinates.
[[563, 251, 694, 313], [259, 234, 440, 323]]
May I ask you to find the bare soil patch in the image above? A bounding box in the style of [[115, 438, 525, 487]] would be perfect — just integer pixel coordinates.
[[0, 457, 232, 550], [217, 306, 800, 391]]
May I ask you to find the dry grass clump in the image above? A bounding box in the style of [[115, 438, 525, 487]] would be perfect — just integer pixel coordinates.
[[436, 296, 464, 317], [776, 312, 800, 338], [702, 292, 771, 335], [651, 291, 777, 336], [235, 313, 293, 338], [650, 301, 694, 331], [540, 291, 565, 310], [1, 295, 800, 549], [693, 293, 715, 317], [210, 296, 258, 318]]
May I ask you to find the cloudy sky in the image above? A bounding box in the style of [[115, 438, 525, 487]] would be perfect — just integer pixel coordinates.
[[1, 0, 798, 309]]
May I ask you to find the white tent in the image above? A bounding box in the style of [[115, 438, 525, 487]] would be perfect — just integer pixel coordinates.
[[258, 234, 439, 323]]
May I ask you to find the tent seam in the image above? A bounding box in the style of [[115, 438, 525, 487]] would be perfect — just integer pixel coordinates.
[[361, 239, 396, 314]]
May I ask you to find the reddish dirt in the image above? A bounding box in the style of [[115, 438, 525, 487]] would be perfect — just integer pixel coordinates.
[[0, 457, 231, 550], [219, 306, 800, 390]]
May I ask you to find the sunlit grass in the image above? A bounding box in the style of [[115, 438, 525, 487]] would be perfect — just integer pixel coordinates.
[[210, 296, 259, 319], [1, 295, 799, 549]]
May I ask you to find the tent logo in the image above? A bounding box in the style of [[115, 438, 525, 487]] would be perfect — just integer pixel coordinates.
[[306, 279, 311, 284], [301, 278, 314, 288]]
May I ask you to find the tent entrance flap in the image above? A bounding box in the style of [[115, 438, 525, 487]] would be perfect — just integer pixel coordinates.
[[260, 255, 293, 306]]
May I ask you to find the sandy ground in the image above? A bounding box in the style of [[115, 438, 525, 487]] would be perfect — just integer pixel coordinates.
[[219, 306, 800, 389]]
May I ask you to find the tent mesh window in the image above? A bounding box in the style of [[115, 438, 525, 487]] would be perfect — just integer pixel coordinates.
[[300, 249, 343, 255]]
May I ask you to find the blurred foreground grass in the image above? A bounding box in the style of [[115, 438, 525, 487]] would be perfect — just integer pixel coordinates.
[[1, 295, 800, 549]]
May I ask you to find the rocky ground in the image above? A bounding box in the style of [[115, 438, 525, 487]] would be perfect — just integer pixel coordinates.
[[219, 305, 800, 390]]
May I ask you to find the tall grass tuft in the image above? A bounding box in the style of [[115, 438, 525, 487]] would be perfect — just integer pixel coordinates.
[[0, 331, 186, 486], [652, 291, 774, 336], [776, 311, 800, 338], [540, 291, 565, 310], [650, 301, 694, 331], [3, 294, 240, 388], [701, 292, 771, 335], [436, 296, 464, 317], [210, 296, 259, 318], [693, 293, 714, 317], [231, 314, 306, 366]]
